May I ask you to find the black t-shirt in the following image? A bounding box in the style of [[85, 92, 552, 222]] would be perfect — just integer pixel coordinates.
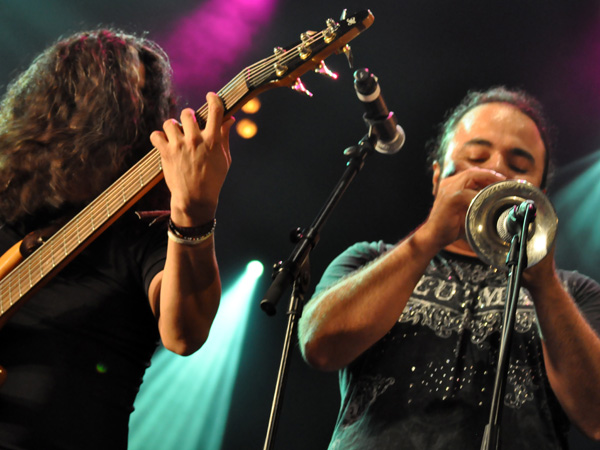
[[0, 214, 167, 449], [313, 241, 600, 450]]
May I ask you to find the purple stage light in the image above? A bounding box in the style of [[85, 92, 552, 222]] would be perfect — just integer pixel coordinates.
[[158, 0, 278, 99]]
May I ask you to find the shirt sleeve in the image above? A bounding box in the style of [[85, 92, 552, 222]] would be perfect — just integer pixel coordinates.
[[313, 240, 393, 296], [125, 217, 168, 296], [560, 270, 600, 335]]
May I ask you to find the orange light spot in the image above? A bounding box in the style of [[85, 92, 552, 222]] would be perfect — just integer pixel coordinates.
[[236, 118, 258, 139]]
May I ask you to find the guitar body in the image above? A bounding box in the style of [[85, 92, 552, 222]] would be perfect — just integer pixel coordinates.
[[0, 242, 22, 328], [0, 242, 22, 281]]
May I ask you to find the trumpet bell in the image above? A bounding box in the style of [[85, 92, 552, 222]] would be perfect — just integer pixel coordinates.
[[465, 180, 558, 270]]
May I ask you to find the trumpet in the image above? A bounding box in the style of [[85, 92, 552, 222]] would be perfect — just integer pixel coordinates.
[[465, 180, 558, 270]]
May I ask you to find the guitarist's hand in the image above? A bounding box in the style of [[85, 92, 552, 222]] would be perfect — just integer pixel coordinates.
[[150, 92, 234, 226]]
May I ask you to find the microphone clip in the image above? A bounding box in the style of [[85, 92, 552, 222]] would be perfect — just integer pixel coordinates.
[[504, 200, 537, 237], [362, 110, 404, 155]]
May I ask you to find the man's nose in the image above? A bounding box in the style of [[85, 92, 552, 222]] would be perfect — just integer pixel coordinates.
[[484, 153, 509, 174]]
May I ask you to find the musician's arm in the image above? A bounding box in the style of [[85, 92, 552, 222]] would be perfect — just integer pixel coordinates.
[[147, 93, 233, 355], [148, 233, 221, 356], [524, 258, 600, 439]]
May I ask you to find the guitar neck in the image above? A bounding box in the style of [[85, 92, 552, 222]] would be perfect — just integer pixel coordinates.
[[0, 66, 255, 321], [0, 144, 165, 321], [0, 9, 375, 324]]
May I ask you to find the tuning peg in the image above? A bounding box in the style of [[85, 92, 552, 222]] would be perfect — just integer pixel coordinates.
[[315, 61, 338, 80], [298, 31, 316, 60], [273, 46, 288, 77], [341, 44, 354, 68], [291, 78, 313, 97], [339, 9, 348, 20], [323, 18, 338, 43]]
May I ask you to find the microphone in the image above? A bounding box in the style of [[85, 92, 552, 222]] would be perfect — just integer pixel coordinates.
[[496, 200, 537, 242], [353, 68, 405, 154]]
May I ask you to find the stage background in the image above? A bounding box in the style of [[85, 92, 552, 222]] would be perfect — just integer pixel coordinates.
[[2, 1, 600, 449]]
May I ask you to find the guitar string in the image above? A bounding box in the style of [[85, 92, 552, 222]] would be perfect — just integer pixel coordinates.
[[0, 25, 340, 310], [0, 148, 164, 310], [0, 29, 331, 310], [214, 28, 333, 126], [0, 27, 333, 310], [194, 27, 331, 120]]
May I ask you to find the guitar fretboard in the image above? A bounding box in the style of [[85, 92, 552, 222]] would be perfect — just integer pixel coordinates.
[[0, 12, 372, 319]]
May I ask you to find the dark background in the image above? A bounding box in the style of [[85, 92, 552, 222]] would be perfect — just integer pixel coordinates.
[[2, 1, 600, 449]]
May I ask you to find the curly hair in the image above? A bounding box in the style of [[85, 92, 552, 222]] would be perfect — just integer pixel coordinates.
[[427, 87, 555, 189], [0, 29, 175, 229]]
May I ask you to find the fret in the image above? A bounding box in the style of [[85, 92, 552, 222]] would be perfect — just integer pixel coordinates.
[[63, 234, 68, 256], [122, 184, 127, 204], [43, 250, 54, 278], [139, 172, 145, 187], [105, 197, 111, 217], [91, 213, 95, 231], [76, 217, 81, 244], [28, 260, 33, 288], [51, 240, 56, 267], [39, 252, 44, 278], [18, 274, 22, 298]]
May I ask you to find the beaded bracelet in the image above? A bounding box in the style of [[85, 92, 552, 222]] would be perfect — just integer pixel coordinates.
[[167, 217, 216, 246]]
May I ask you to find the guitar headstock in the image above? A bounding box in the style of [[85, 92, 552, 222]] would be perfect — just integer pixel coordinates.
[[246, 10, 374, 95], [200, 10, 374, 124]]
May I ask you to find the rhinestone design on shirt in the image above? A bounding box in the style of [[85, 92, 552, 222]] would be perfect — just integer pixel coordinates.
[[396, 255, 539, 409]]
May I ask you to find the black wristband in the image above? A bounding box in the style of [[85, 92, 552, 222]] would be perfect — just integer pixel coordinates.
[[168, 217, 216, 240]]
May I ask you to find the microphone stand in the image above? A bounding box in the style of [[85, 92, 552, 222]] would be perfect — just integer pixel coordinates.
[[480, 203, 537, 450], [260, 132, 379, 450]]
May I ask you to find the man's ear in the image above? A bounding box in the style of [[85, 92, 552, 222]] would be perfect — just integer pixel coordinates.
[[432, 161, 441, 196]]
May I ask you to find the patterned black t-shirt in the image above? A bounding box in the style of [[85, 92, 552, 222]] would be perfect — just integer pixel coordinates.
[[312, 241, 600, 450]]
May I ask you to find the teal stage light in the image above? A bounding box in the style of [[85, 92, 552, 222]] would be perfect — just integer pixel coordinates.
[[246, 260, 264, 278], [552, 150, 600, 281], [129, 260, 265, 450]]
